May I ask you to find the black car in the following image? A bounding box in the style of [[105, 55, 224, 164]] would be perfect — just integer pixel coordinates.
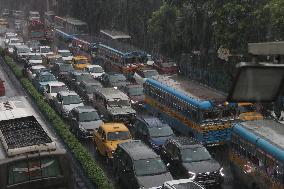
[[100, 73, 128, 88], [77, 81, 102, 104], [68, 106, 103, 139], [51, 63, 74, 79], [160, 137, 224, 187], [113, 140, 173, 189], [133, 116, 175, 153], [63, 70, 95, 91]]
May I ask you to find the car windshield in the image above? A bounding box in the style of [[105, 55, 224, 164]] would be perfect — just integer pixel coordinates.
[[181, 147, 212, 163], [128, 86, 143, 96], [85, 85, 97, 93], [60, 51, 72, 57], [75, 59, 88, 64], [30, 55, 42, 60], [77, 74, 93, 82], [60, 64, 74, 72], [89, 67, 104, 73], [32, 67, 47, 74], [39, 74, 56, 82], [41, 47, 51, 53], [18, 48, 30, 53], [10, 39, 20, 43], [50, 85, 68, 93], [107, 131, 130, 141], [108, 99, 130, 107], [62, 95, 82, 105], [134, 158, 168, 176], [149, 126, 174, 138], [144, 70, 159, 78], [79, 111, 100, 122], [161, 62, 175, 68], [239, 104, 256, 113], [109, 75, 126, 82]]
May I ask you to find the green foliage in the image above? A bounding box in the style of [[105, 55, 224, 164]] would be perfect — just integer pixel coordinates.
[[3, 56, 113, 189]]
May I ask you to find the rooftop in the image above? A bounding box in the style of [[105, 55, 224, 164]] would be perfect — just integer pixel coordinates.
[[151, 75, 226, 102], [119, 140, 159, 160]]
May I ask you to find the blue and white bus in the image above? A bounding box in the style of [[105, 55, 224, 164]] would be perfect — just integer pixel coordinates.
[[230, 120, 284, 189]]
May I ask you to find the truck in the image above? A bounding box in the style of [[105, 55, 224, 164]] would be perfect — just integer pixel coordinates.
[[27, 19, 46, 42]]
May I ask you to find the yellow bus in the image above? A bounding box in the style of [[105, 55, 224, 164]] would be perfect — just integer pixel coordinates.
[[72, 55, 90, 70]]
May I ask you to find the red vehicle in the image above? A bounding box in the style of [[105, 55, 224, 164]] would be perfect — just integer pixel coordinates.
[[153, 58, 177, 74], [0, 78, 5, 96], [28, 20, 46, 41]]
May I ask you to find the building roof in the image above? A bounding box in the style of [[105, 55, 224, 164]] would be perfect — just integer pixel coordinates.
[[95, 87, 129, 101], [119, 140, 159, 160], [100, 29, 131, 40]]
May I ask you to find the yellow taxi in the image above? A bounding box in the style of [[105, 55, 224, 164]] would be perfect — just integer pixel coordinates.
[[238, 102, 263, 121], [72, 55, 89, 70], [94, 123, 131, 161], [0, 18, 8, 27]]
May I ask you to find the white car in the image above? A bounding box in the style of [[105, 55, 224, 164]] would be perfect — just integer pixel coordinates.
[[39, 46, 54, 57], [4, 32, 17, 45], [58, 49, 73, 62], [84, 65, 105, 79], [26, 65, 48, 80], [6, 38, 22, 54], [133, 68, 159, 84], [14, 45, 30, 61], [160, 179, 205, 189], [27, 53, 43, 66], [43, 81, 68, 102], [53, 91, 84, 118], [146, 54, 155, 66]]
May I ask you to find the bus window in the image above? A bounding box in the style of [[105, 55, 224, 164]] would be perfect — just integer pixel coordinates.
[[8, 157, 62, 185], [202, 110, 220, 120]]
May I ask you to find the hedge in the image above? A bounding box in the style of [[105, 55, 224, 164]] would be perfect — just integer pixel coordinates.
[[3, 55, 113, 189]]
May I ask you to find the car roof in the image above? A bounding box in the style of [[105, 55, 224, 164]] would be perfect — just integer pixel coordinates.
[[14, 45, 29, 49], [101, 123, 129, 133], [40, 46, 51, 48], [168, 137, 202, 149], [81, 80, 102, 86], [73, 55, 88, 60], [164, 179, 205, 189], [95, 87, 129, 100], [38, 71, 53, 76], [47, 81, 65, 87], [73, 106, 97, 113], [73, 71, 90, 76], [31, 65, 46, 69], [118, 140, 159, 160], [58, 49, 70, 52], [28, 53, 41, 55], [138, 116, 168, 128], [86, 65, 102, 68], [58, 91, 78, 96]]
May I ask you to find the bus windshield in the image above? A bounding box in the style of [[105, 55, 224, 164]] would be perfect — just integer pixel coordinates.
[[8, 157, 62, 185]]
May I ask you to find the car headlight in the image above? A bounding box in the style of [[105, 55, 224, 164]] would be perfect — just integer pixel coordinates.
[[131, 100, 138, 104], [219, 167, 225, 177], [188, 171, 196, 180]]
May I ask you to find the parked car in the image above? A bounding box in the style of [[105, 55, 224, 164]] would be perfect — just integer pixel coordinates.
[[43, 81, 68, 102], [39, 46, 53, 57], [58, 49, 73, 63], [25, 53, 43, 67], [27, 40, 40, 52], [161, 179, 205, 189], [13, 44, 30, 62], [63, 71, 94, 91], [68, 106, 103, 139], [85, 65, 104, 79], [100, 73, 128, 88], [153, 59, 177, 74], [6, 37, 22, 54], [92, 87, 136, 123], [32, 71, 57, 93], [94, 123, 131, 162], [77, 81, 102, 104], [72, 55, 90, 70], [113, 140, 173, 189], [52, 91, 84, 118], [26, 65, 48, 81], [51, 62, 74, 79], [133, 68, 159, 84], [121, 84, 145, 109], [43, 54, 64, 68], [160, 137, 224, 187], [133, 116, 175, 153], [4, 32, 17, 45]]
